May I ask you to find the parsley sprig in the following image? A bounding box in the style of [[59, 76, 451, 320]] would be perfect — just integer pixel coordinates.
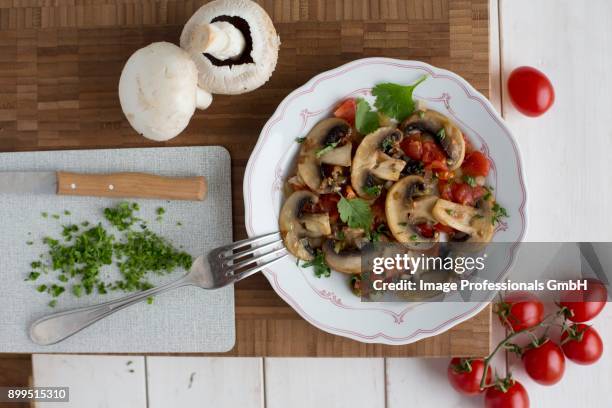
[[372, 75, 427, 121], [301, 250, 331, 278]]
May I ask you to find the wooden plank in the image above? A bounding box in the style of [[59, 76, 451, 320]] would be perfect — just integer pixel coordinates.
[[0, 0, 491, 357], [264, 358, 385, 408], [146, 357, 264, 408], [31, 354, 147, 408]]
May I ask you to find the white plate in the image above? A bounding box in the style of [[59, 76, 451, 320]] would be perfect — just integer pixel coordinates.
[[244, 58, 527, 345]]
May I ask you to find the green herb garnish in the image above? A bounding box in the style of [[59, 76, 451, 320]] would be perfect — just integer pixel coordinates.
[[363, 185, 382, 197], [410, 234, 418, 241], [48, 300, 57, 308], [436, 128, 446, 142], [464, 175, 477, 187], [491, 203, 509, 225], [315, 142, 339, 158], [301, 250, 331, 278], [295, 137, 306, 144], [337, 196, 373, 232], [355, 98, 380, 134], [25, 271, 40, 281], [372, 75, 427, 121]]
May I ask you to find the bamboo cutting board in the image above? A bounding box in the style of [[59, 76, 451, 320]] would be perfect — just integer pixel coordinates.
[[0, 0, 491, 356]]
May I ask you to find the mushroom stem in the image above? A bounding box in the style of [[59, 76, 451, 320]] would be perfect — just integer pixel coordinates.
[[189, 21, 246, 60], [196, 87, 213, 110]]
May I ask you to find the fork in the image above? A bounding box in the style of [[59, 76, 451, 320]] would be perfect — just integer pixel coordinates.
[[29, 232, 287, 346]]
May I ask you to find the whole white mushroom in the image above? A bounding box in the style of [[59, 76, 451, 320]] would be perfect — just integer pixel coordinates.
[[118, 42, 212, 142]]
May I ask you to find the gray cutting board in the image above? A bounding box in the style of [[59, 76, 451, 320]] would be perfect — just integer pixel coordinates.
[[0, 146, 235, 353]]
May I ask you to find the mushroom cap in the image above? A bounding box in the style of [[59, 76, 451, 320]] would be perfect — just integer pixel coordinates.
[[279, 190, 323, 261], [180, 0, 280, 95], [351, 127, 405, 199], [432, 198, 495, 245], [322, 240, 364, 275], [297, 118, 352, 194], [401, 109, 466, 170], [386, 175, 439, 248], [118, 42, 199, 142]]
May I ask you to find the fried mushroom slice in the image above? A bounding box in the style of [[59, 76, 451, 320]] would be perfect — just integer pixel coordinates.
[[297, 118, 352, 193], [351, 127, 406, 199], [385, 175, 439, 248], [432, 197, 495, 243], [322, 240, 364, 275], [401, 109, 466, 170], [280, 191, 331, 261]]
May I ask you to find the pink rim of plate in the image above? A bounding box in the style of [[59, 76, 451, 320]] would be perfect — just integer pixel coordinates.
[[244, 58, 527, 344]]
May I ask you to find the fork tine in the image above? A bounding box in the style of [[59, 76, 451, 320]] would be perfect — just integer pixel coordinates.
[[223, 239, 284, 261], [227, 246, 287, 271], [222, 231, 281, 252], [231, 251, 288, 282]]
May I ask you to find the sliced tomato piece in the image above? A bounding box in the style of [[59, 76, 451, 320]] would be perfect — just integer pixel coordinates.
[[434, 223, 455, 234], [400, 134, 423, 161], [438, 180, 453, 201], [451, 182, 474, 206], [415, 223, 435, 238], [333, 99, 356, 125], [421, 140, 446, 164], [462, 151, 490, 177], [471, 185, 487, 201]]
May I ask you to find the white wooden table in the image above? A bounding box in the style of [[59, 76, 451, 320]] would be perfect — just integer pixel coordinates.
[[32, 1, 612, 406]]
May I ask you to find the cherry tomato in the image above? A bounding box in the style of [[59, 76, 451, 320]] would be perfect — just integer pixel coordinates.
[[451, 182, 474, 206], [507, 66, 555, 117], [415, 223, 435, 239], [438, 180, 453, 201], [333, 99, 356, 125], [421, 140, 446, 164], [521, 339, 565, 385], [447, 358, 491, 395], [497, 292, 544, 332], [561, 324, 603, 365], [317, 194, 340, 223], [434, 223, 455, 234], [559, 279, 607, 322], [484, 380, 529, 408], [400, 135, 423, 161], [471, 185, 487, 202], [461, 151, 490, 177]]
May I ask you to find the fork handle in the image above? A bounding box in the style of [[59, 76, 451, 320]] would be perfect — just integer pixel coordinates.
[[29, 276, 191, 346]]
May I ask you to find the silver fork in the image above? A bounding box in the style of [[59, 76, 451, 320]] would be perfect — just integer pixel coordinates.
[[29, 232, 287, 346]]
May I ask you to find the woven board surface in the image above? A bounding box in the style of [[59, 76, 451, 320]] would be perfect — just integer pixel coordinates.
[[0, 146, 235, 353], [0, 0, 491, 356]]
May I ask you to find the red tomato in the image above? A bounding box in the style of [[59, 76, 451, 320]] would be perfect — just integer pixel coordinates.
[[462, 151, 490, 177], [421, 141, 446, 164], [317, 194, 340, 223], [451, 182, 474, 206], [507, 66, 555, 117], [333, 99, 356, 125], [400, 135, 423, 161], [559, 279, 608, 322], [471, 185, 487, 201], [497, 292, 544, 332], [561, 324, 603, 365], [438, 180, 453, 201], [521, 339, 565, 385], [484, 380, 529, 408], [434, 223, 455, 234], [415, 223, 435, 239], [447, 358, 491, 395]]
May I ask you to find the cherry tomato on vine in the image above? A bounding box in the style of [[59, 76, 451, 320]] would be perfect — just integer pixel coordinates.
[[333, 99, 356, 125], [521, 339, 565, 385], [497, 292, 544, 332], [507, 66, 555, 117], [461, 151, 490, 177], [559, 279, 607, 323], [561, 324, 603, 365], [484, 380, 529, 408], [447, 358, 491, 395]]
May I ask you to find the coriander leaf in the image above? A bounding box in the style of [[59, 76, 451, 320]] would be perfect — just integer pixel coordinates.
[[355, 98, 380, 134], [464, 175, 477, 187], [337, 197, 373, 231], [48, 300, 57, 308], [372, 76, 427, 121], [301, 250, 331, 278], [363, 185, 382, 197], [491, 203, 509, 225], [315, 141, 339, 158]]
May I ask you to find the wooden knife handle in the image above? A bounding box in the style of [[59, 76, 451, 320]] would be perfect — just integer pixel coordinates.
[[56, 172, 207, 201]]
